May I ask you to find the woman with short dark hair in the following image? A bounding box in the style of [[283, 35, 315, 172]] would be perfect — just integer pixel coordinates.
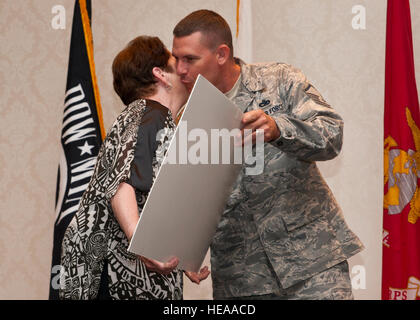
[[59, 36, 209, 300]]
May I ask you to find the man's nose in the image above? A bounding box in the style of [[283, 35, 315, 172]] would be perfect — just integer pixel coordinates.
[[176, 61, 187, 76]]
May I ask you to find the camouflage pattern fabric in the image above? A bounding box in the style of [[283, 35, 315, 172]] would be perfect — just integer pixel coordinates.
[[210, 59, 364, 299], [221, 261, 353, 300]]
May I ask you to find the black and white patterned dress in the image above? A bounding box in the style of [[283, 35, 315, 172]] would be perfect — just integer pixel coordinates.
[[59, 99, 183, 300]]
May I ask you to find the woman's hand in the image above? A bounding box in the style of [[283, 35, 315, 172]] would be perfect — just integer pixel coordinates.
[[139, 256, 179, 275], [184, 266, 211, 284]]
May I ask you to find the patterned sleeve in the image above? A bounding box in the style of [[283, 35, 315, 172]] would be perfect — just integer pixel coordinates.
[[126, 103, 169, 192], [270, 65, 344, 162]]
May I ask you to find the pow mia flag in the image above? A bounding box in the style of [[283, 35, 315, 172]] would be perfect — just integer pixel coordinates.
[[49, 0, 105, 299]]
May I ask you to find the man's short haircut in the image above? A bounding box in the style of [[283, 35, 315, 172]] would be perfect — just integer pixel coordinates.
[[112, 36, 172, 105], [173, 10, 233, 58]]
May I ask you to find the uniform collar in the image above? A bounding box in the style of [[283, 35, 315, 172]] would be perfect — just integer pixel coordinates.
[[235, 58, 265, 93]]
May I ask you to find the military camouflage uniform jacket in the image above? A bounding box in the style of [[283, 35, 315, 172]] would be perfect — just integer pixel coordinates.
[[210, 60, 364, 298]]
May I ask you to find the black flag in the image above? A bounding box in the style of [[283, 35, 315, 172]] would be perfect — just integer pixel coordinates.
[[49, 0, 105, 299]]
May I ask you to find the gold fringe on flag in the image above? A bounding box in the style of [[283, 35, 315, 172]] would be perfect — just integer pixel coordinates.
[[236, 0, 240, 38], [79, 0, 106, 140]]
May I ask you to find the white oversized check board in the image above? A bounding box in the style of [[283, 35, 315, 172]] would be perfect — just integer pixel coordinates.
[[128, 75, 244, 272]]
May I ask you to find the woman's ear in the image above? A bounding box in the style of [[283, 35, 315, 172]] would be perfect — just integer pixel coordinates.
[[152, 67, 167, 86]]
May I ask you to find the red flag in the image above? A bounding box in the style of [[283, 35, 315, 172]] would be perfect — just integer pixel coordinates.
[[383, 0, 420, 300]]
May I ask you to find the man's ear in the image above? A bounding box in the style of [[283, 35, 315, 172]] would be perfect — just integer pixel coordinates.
[[215, 44, 231, 66]]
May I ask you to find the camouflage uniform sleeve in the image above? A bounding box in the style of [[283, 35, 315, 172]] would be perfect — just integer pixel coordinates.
[[270, 65, 343, 162]]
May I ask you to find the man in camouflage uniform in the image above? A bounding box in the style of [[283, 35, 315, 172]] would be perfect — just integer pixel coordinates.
[[172, 10, 364, 300]]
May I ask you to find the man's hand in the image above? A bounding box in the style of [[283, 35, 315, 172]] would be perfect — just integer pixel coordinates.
[[184, 266, 211, 285], [139, 256, 179, 275], [240, 109, 280, 145]]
